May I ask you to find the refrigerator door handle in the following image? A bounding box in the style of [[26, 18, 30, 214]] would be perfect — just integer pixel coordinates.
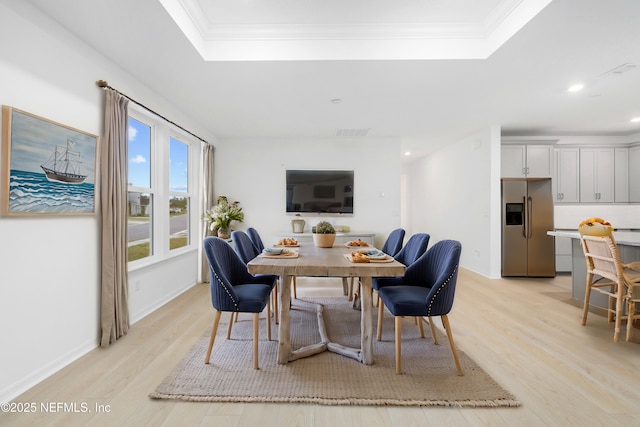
[[522, 196, 527, 238], [527, 196, 533, 238]]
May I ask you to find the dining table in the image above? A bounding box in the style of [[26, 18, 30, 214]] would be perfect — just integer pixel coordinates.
[[247, 242, 406, 365]]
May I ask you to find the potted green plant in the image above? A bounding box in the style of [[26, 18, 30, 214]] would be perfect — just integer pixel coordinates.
[[312, 220, 336, 248], [203, 196, 244, 239]]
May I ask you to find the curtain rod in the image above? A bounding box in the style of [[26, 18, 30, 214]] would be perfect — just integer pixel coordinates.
[[95, 80, 208, 144]]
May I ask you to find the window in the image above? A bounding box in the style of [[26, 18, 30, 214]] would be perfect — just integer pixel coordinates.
[[128, 117, 153, 262], [169, 137, 189, 251], [127, 107, 199, 266]]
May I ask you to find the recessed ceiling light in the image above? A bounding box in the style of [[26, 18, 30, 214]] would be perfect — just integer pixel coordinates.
[[404, 151, 412, 156], [631, 117, 640, 123], [567, 83, 584, 92]]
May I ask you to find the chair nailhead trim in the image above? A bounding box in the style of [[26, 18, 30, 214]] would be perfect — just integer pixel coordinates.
[[426, 264, 458, 316], [212, 270, 239, 310]]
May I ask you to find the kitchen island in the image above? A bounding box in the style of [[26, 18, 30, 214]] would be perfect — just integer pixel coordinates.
[[547, 230, 640, 305]]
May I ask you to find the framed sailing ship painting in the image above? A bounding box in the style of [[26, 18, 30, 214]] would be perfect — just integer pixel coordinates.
[[1, 106, 98, 216]]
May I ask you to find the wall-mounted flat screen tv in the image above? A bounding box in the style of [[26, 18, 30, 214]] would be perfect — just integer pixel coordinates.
[[286, 170, 354, 214]]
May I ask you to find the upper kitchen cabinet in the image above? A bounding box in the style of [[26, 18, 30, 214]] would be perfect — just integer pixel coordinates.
[[501, 144, 552, 178], [579, 148, 614, 203], [615, 147, 629, 203], [630, 145, 640, 202], [554, 148, 580, 203]]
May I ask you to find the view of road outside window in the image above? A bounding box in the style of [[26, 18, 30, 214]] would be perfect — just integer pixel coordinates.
[[128, 117, 152, 262], [127, 116, 191, 263], [169, 137, 189, 251]]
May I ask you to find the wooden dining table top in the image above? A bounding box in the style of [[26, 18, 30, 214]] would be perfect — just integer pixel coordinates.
[[247, 243, 406, 278]]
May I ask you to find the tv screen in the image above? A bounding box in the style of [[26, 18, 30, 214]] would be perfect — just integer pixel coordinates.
[[286, 170, 354, 214]]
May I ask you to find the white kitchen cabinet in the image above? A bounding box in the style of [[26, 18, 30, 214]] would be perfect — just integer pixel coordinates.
[[580, 148, 614, 203], [615, 147, 629, 203], [554, 148, 579, 203], [501, 145, 552, 178], [630, 145, 640, 202], [555, 236, 572, 272]]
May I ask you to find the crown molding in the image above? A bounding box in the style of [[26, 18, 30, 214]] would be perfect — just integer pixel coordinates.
[[159, 0, 552, 61]]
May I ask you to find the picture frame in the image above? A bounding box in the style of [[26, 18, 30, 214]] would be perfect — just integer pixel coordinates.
[[1, 106, 98, 216]]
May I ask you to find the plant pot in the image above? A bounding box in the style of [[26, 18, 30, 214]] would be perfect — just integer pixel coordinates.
[[217, 227, 231, 239], [291, 219, 305, 233], [313, 233, 336, 248]]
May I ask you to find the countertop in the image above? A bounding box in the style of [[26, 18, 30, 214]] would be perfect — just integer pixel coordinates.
[[547, 230, 640, 247]]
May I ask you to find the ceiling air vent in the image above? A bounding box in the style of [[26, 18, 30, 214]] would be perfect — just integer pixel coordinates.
[[336, 128, 370, 137], [599, 63, 636, 77]]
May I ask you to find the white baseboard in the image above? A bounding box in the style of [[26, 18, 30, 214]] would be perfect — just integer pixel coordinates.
[[0, 338, 97, 404]]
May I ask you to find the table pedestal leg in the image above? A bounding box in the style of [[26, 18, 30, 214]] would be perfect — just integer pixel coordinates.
[[277, 275, 375, 365], [360, 277, 374, 365], [277, 274, 293, 364]]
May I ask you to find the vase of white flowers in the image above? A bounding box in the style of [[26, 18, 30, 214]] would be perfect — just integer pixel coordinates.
[[203, 196, 244, 239]]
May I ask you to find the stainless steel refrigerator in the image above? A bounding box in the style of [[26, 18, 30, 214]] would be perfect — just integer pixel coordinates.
[[501, 178, 555, 277]]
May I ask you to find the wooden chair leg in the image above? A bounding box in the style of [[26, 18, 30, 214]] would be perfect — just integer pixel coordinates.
[[273, 281, 279, 324], [627, 300, 636, 342], [266, 299, 272, 342], [417, 316, 425, 338], [253, 313, 260, 370], [205, 310, 222, 364], [226, 312, 235, 339], [441, 315, 463, 376], [377, 300, 384, 341], [427, 316, 439, 345], [395, 316, 402, 375], [348, 277, 355, 301], [608, 287, 616, 323], [613, 287, 623, 343], [293, 276, 297, 299], [582, 272, 593, 325]]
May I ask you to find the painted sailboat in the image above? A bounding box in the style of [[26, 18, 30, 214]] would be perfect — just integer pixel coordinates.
[[40, 138, 86, 184]]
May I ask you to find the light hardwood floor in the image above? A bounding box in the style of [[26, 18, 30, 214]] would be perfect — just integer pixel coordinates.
[[2, 270, 639, 427]]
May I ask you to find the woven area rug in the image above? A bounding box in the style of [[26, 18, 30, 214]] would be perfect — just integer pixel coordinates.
[[150, 297, 520, 407]]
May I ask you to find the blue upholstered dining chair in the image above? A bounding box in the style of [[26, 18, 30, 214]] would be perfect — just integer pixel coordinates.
[[349, 228, 406, 300], [376, 239, 463, 376], [203, 236, 275, 369], [231, 230, 280, 323], [372, 233, 430, 301], [245, 227, 298, 299], [381, 228, 406, 258], [247, 227, 265, 252], [232, 230, 261, 265]]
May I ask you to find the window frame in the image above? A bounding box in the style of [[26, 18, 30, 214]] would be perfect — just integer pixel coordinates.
[[127, 105, 201, 271]]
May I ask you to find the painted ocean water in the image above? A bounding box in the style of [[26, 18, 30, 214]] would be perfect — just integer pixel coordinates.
[[9, 169, 95, 214]]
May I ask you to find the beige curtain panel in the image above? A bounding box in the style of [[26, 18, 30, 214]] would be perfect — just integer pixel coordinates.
[[200, 142, 215, 283], [100, 89, 130, 347]]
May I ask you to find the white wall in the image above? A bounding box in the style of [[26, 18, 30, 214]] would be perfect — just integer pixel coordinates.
[[554, 204, 640, 230], [0, 1, 211, 402], [213, 137, 403, 248], [404, 126, 502, 278]]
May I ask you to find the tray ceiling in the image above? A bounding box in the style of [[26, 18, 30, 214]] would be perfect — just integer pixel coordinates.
[[159, 0, 552, 60]]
